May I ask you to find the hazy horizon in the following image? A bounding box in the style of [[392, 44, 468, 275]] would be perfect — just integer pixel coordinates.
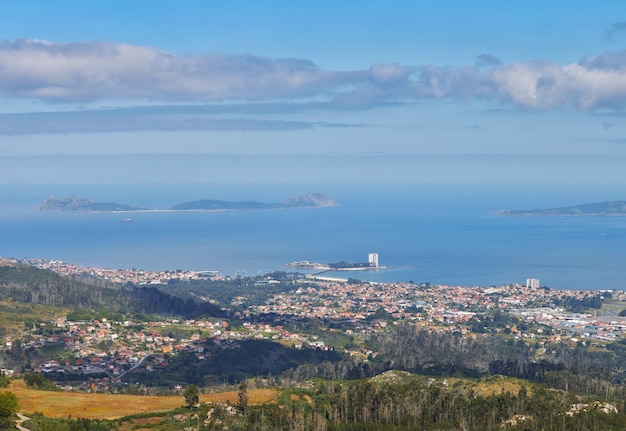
[[3, 2, 626, 288], [2, 2, 626, 188]]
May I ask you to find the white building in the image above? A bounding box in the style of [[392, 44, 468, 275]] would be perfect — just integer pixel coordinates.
[[368, 253, 379, 268], [526, 278, 540, 289]]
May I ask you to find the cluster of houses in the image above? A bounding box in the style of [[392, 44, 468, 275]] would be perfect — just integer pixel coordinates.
[[21, 258, 215, 285], [3, 315, 331, 390], [248, 279, 626, 343]]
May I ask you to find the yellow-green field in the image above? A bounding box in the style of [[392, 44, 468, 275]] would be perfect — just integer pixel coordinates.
[[4, 380, 279, 419], [470, 376, 531, 397]]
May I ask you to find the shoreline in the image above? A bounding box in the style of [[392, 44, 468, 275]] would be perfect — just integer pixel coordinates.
[[324, 266, 388, 271], [33, 208, 231, 214], [32, 206, 340, 215], [286, 265, 388, 272]]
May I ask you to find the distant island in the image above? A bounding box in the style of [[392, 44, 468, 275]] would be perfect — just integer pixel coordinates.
[[170, 192, 339, 211], [34, 196, 149, 212], [496, 200, 626, 216], [34, 193, 339, 212]]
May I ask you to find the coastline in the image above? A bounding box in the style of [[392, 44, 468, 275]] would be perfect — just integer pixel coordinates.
[[286, 263, 388, 272], [32, 206, 338, 215], [33, 208, 230, 214], [321, 266, 388, 271]]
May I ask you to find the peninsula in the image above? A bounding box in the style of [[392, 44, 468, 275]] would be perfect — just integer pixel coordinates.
[[34, 192, 339, 212], [495, 200, 626, 216], [287, 253, 385, 271]]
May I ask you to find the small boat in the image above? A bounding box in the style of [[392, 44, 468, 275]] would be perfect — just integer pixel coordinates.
[[121, 218, 133, 223]]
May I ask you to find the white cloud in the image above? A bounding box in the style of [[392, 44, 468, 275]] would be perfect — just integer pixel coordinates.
[[407, 52, 626, 110], [4, 39, 626, 112], [369, 63, 415, 86], [0, 39, 365, 102]]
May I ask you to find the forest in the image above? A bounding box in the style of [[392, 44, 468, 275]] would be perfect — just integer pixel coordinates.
[[19, 377, 626, 431]]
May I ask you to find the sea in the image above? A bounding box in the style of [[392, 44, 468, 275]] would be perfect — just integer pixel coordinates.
[[1, 182, 626, 291]]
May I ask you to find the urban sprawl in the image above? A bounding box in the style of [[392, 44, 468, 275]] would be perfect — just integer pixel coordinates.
[[2, 257, 623, 391]]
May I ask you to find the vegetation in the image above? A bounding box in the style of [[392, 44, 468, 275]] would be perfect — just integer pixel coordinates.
[[26, 415, 116, 431], [0, 391, 17, 431], [12, 375, 626, 431], [183, 384, 199, 408], [6, 260, 626, 429], [130, 339, 342, 387], [0, 264, 226, 319], [4, 379, 277, 418], [0, 391, 17, 418], [23, 373, 61, 391], [0, 265, 119, 308]]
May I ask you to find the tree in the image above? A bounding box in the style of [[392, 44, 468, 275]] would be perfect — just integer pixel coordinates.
[[0, 391, 17, 417], [237, 381, 248, 415], [183, 384, 199, 408]]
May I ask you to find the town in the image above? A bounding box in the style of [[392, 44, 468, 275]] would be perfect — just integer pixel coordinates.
[[1, 257, 624, 392]]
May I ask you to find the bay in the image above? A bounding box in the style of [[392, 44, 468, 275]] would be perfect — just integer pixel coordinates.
[[1, 183, 626, 290]]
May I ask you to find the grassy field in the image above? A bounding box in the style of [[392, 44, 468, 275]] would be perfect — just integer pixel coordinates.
[[2, 374, 530, 419], [470, 376, 530, 397], [600, 298, 626, 316], [4, 380, 279, 419]]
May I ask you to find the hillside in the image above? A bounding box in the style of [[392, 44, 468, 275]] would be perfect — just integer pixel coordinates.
[[8, 374, 626, 431], [0, 262, 226, 319]]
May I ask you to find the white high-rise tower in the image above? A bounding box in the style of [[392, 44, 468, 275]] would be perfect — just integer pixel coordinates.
[[368, 253, 379, 268], [526, 278, 540, 289]]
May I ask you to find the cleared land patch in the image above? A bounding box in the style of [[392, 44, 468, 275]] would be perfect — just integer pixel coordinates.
[[470, 377, 530, 397], [4, 381, 278, 419]]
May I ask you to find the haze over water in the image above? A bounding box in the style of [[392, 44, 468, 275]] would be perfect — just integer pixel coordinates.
[[3, 4, 626, 294], [2, 181, 625, 291]]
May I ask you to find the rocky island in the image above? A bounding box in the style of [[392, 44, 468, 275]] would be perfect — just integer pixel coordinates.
[[35, 193, 339, 212], [496, 200, 626, 216], [34, 196, 149, 212]]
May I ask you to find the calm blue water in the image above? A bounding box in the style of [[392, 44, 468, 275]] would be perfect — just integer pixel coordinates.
[[1, 183, 626, 290]]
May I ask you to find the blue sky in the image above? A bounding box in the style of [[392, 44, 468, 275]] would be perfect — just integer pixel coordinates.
[[3, 1, 626, 187]]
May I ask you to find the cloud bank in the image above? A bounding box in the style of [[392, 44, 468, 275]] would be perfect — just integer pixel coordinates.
[[3, 39, 626, 111], [0, 39, 363, 103]]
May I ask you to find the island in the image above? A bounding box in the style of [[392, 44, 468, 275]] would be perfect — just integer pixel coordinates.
[[34, 193, 339, 212], [169, 192, 339, 211], [287, 253, 386, 271], [495, 200, 626, 216], [34, 196, 150, 212]]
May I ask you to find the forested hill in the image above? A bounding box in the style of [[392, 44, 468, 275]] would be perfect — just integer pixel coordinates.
[[0, 263, 225, 318], [0, 264, 119, 308], [496, 200, 626, 216]]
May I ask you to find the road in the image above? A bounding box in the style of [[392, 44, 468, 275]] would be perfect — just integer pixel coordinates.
[[16, 413, 30, 431]]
